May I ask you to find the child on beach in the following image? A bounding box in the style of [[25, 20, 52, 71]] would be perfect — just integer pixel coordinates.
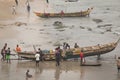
[[6, 47, 11, 63], [26, 69, 32, 80]]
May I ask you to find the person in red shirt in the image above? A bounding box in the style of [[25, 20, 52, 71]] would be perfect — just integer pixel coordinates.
[[80, 51, 84, 65], [16, 44, 21, 52], [60, 10, 64, 17]]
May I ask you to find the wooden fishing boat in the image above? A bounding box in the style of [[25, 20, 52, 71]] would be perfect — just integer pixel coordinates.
[[34, 7, 93, 18], [65, 40, 119, 59], [65, 0, 78, 2], [68, 0, 78, 2], [80, 62, 101, 66], [16, 50, 55, 61], [15, 39, 119, 61]]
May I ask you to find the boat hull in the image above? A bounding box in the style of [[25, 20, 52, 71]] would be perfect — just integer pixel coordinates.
[[80, 63, 101, 66], [34, 8, 93, 18], [16, 41, 118, 61]]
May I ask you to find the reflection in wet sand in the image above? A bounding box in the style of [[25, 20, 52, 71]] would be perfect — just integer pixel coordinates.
[[80, 67, 85, 80], [16, 61, 87, 80], [17, 61, 81, 71], [54, 67, 62, 80], [0, 59, 120, 80]]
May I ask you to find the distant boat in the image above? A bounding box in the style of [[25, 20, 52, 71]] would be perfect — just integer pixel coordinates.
[[80, 62, 101, 66], [67, 0, 78, 2], [15, 38, 119, 61], [34, 7, 93, 18]]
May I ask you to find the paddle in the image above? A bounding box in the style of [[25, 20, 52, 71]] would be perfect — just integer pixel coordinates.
[[33, 45, 37, 54]]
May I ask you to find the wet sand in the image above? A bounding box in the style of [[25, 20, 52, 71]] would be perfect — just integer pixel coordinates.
[[0, 59, 120, 80], [0, 0, 120, 80]]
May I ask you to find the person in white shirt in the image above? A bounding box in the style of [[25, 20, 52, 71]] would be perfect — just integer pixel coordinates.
[[35, 53, 40, 67]]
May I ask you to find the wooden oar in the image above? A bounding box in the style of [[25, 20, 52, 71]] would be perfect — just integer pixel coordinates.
[[33, 45, 37, 54]]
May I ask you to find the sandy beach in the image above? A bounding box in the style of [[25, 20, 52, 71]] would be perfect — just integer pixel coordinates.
[[0, 0, 120, 80]]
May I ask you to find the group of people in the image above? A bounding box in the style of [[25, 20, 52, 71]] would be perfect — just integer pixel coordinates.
[[1, 43, 11, 63], [63, 42, 79, 49], [1, 43, 22, 63], [35, 46, 62, 67], [1, 42, 84, 66], [55, 42, 83, 66], [12, 0, 31, 15]]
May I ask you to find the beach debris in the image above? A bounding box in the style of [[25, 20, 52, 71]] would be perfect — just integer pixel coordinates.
[[97, 24, 112, 28], [53, 41, 62, 46], [106, 8, 110, 10], [53, 21, 67, 31], [92, 19, 103, 23], [57, 29, 65, 32], [0, 27, 4, 29], [0, 22, 27, 27], [100, 32, 105, 34], [87, 27, 92, 31], [69, 25, 74, 29], [53, 21, 63, 26], [39, 29, 44, 31], [14, 22, 27, 26], [79, 26, 85, 29], [44, 25, 47, 26], [48, 41, 52, 44], [106, 27, 112, 32]]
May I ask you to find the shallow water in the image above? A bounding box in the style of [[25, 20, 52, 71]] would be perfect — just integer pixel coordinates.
[[0, 0, 120, 80]]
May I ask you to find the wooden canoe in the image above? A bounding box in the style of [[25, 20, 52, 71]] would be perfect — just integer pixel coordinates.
[[16, 50, 55, 61], [15, 39, 119, 61], [34, 7, 93, 18], [67, 0, 78, 2], [81, 63, 101, 66], [65, 40, 119, 59]]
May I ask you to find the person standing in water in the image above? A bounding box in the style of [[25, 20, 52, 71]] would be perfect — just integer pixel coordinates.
[[38, 48, 44, 61], [80, 51, 84, 65], [6, 47, 11, 63], [27, 3, 30, 14], [35, 52, 40, 67], [1, 47, 6, 61], [55, 48, 61, 66], [16, 44, 21, 52], [3, 43, 7, 61]]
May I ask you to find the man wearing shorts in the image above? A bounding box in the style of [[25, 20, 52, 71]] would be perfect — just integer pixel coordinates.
[[35, 53, 40, 67]]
